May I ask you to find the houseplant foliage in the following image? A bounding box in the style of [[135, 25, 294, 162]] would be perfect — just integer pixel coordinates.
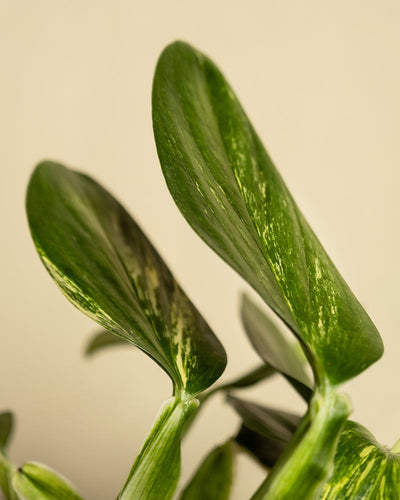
[[1, 40, 396, 498]]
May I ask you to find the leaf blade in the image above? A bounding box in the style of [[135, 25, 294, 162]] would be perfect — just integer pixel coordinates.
[[152, 41, 383, 385], [179, 441, 234, 500], [320, 420, 400, 499], [85, 329, 131, 356], [26, 162, 226, 397], [12, 462, 84, 500], [0, 412, 14, 451]]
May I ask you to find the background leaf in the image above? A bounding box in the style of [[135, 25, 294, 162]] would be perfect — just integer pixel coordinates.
[[152, 40, 383, 385], [179, 441, 234, 500], [26, 162, 226, 397], [240, 294, 313, 401], [227, 395, 301, 444], [85, 329, 131, 356], [0, 412, 14, 451], [235, 424, 290, 470], [12, 462, 83, 500]]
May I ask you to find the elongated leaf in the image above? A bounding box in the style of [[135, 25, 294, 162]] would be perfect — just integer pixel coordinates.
[[179, 441, 234, 500], [0, 412, 13, 451], [118, 397, 198, 500], [12, 462, 83, 500], [216, 364, 275, 392], [320, 420, 400, 499], [235, 423, 289, 470], [26, 162, 226, 397], [240, 294, 313, 401], [85, 329, 131, 356], [152, 40, 383, 385], [227, 395, 301, 444]]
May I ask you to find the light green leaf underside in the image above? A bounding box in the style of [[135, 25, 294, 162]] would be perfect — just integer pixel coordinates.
[[12, 462, 83, 500], [26, 162, 226, 397], [320, 420, 400, 499], [0, 412, 14, 451], [179, 441, 234, 500], [240, 294, 313, 400], [152, 40, 383, 385], [85, 329, 131, 356], [118, 397, 198, 500]]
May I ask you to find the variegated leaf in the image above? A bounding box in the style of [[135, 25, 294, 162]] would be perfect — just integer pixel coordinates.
[[152, 40, 383, 385], [320, 420, 400, 499], [26, 162, 226, 398]]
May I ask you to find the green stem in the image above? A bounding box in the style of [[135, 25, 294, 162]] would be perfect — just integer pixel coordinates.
[[0, 453, 18, 500], [117, 396, 198, 500], [250, 386, 350, 500]]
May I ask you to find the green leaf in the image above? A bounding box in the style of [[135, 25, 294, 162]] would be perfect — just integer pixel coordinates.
[[26, 162, 226, 398], [118, 397, 198, 500], [216, 364, 275, 392], [240, 294, 313, 400], [227, 395, 301, 444], [85, 329, 131, 356], [320, 420, 400, 499], [0, 412, 14, 451], [235, 423, 289, 470], [179, 441, 234, 500], [12, 462, 83, 500], [152, 40, 383, 385]]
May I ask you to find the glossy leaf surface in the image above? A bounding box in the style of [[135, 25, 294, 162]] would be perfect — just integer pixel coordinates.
[[152, 40, 383, 385], [179, 441, 233, 500], [85, 329, 130, 356], [0, 412, 13, 451], [320, 420, 400, 499], [12, 462, 83, 500], [26, 162, 226, 397]]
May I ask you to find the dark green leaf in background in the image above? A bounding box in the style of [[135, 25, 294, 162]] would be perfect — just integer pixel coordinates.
[[240, 294, 313, 401], [152, 40, 383, 386], [235, 423, 289, 470], [0, 412, 14, 452], [85, 329, 131, 356], [26, 162, 226, 398], [179, 441, 234, 500], [227, 395, 301, 444], [12, 462, 84, 500]]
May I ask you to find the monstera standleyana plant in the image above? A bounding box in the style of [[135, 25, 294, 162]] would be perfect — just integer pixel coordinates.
[[1, 41, 398, 500]]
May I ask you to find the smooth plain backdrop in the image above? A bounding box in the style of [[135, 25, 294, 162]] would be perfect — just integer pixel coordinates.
[[1, 1, 400, 498]]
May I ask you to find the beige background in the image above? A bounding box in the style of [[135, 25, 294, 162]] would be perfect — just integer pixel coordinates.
[[1, 1, 400, 498]]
